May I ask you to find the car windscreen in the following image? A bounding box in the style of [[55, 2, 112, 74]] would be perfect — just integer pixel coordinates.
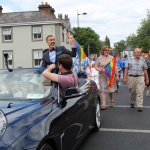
[[0, 68, 52, 100]]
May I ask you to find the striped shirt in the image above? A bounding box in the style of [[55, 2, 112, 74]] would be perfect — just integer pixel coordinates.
[[125, 56, 148, 75]]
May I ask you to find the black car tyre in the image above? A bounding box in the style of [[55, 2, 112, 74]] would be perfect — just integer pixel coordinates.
[[93, 99, 101, 131], [39, 143, 54, 150]]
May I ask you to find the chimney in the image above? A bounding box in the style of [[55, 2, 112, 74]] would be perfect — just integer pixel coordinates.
[[0, 5, 3, 15], [38, 2, 55, 18], [64, 14, 69, 19], [58, 14, 62, 20], [38, 2, 51, 14], [50, 7, 55, 18]]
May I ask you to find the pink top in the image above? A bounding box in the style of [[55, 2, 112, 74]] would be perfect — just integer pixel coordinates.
[[58, 73, 78, 95]]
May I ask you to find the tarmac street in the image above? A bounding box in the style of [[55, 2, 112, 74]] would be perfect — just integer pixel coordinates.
[[78, 81, 150, 150]]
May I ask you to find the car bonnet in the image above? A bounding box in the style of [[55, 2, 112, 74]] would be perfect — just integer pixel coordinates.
[[0, 99, 52, 149]]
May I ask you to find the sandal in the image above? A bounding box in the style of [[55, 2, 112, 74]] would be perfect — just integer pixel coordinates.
[[101, 105, 106, 110], [109, 101, 113, 107]]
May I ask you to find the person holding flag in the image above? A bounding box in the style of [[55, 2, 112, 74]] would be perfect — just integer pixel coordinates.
[[64, 31, 92, 77], [95, 46, 119, 110]]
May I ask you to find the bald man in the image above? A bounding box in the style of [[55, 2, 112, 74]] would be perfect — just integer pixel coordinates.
[[123, 48, 149, 112]]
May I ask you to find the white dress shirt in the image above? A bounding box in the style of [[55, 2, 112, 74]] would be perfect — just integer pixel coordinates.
[[49, 50, 56, 63]]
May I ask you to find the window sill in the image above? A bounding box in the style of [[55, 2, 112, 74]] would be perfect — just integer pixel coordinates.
[[32, 39, 43, 42], [3, 40, 13, 43]]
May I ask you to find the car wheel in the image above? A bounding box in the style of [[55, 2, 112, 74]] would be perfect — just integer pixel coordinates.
[[39, 143, 54, 150], [93, 99, 101, 131]]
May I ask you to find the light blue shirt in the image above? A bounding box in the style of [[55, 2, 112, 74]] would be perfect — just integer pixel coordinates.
[[49, 50, 56, 63], [72, 57, 79, 74]]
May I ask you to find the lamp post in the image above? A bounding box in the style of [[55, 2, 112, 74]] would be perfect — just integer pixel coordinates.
[[77, 10, 87, 42]]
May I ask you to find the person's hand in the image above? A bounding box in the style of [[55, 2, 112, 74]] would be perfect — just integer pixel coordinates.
[[81, 70, 85, 73], [123, 78, 127, 84], [69, 35, 75, 46], [49, 64, 56, 71], [145, 78, 149, 85], [99, 67, 105, 73], [116, 75, 119, 82], [63, 29, 67, 34]]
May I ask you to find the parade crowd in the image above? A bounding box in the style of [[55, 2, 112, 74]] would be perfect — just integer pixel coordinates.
[[39, 34, 150, 113]]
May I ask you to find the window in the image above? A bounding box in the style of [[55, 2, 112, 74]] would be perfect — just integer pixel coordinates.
[[3, 51, 13, 68], [33, 50, 42, 67], [32, 27, 42, 40], [3, 28, 12, 42], [62, 32, 64, 42], [62, 28, 64, 42], [66, 38, 69, 44]]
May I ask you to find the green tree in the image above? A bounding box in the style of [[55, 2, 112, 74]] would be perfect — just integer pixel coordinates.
[[136, 10, 150, 52], [104, 35, 110, 47], [114, 40, 127, 54], [73, 27, 102, 55], [126, 33, 139, 51], [126, 10, 150, 52]]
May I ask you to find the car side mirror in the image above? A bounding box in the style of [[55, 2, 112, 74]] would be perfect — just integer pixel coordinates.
[[61, 87, 83, 100]]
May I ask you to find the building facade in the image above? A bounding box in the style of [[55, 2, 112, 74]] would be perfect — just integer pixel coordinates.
[[0, 2, 74, 68], [121, 47, 133, 57]]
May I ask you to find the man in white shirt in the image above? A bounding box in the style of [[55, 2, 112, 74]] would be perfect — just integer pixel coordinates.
[[42, 35, 76, 68]]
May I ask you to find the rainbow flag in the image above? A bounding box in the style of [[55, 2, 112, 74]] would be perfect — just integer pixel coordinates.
[[65, 32, 92, 75], [66, 33, 86, 61], [86, 65, 92, 75], [109, 47, 113, 51], [86, 81, 98, 92], [145, 53, 148, 57], [104, 57, 116, 88], [74, 40, 86, 61]]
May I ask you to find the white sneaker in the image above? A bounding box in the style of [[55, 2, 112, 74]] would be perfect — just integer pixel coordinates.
[[146, 91, 150, 97]]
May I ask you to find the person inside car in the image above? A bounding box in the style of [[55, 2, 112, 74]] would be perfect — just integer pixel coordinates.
[[42, 35, 76, 68], [0, 83, 9, 93], [42, 54, 78, 96]]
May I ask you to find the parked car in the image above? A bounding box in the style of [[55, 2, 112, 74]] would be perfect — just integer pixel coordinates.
[[0, 67, 101, 150]]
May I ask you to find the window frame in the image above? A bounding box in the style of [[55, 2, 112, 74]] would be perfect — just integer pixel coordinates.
[[2, 28, 13, 43], [62, 27, 65, 42], [32, 49, 43, 67], [3, 50, 13, 68], [32, 26, 43, 41]]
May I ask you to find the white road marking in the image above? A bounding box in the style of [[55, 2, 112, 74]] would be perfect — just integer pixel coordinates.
[[104, 105, 150, 108], [100, 128, 150, 133]]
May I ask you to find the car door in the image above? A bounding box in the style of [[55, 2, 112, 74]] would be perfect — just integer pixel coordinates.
[[59, 81, 95, 150]]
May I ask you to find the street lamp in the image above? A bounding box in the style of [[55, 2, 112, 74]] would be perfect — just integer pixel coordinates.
[[77, 11, 87, 42]]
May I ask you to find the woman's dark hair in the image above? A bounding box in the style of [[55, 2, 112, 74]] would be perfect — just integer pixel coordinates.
[[124, 55, 128, 58], [57, 54, 72, 70]]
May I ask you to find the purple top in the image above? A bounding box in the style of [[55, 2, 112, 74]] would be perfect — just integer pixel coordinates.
[[58, 73, 78, 95]]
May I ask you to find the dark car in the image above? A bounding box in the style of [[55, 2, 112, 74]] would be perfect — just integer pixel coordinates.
[[0, 67, 101, 150]]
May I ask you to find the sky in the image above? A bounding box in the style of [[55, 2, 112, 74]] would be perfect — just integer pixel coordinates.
[[1, 0, 150, 47]]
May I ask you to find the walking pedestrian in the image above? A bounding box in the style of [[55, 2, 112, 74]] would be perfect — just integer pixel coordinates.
[[121, 54, 128, 76], [95, 46, 119, 110], [123, 48, 149, 112], [116, 55, 123, 93], [89, 56, 95, 67], [145, 50, 150, 96]]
